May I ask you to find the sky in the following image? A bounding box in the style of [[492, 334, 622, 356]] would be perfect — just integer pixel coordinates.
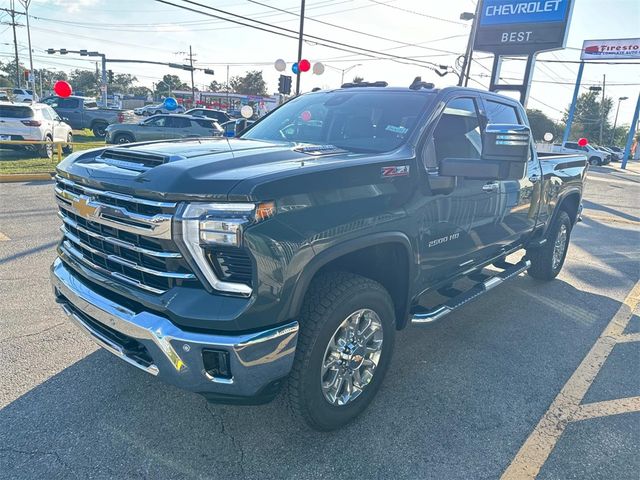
[[1, 0, 639, 128]]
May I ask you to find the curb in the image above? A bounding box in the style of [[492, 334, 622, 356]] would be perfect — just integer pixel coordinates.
[[0, 173, 55, 183]]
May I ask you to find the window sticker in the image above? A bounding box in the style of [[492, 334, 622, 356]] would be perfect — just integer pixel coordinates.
[[385, 125, 408, 135]]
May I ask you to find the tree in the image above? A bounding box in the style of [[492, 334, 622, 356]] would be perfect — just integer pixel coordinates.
[[109, 73, 138, 94], [156, 74, 189, 96], [69, 69, 100, 96], [352, 76, 364, 84], [208, 80, 227, 92], [561, 91, 613, 143], [229, 70, 267, 96], [526, 109, 559, 141], [128, 86, 152, 98]]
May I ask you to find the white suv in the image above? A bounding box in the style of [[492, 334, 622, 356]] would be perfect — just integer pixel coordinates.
[[0, 102, 73, 159], [12, 88, 39, 103]]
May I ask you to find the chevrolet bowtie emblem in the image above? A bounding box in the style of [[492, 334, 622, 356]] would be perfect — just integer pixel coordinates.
[[73, 196, 98, 218]]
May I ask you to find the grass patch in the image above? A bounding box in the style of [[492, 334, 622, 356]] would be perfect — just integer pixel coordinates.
[[0, 130, 105, 174]]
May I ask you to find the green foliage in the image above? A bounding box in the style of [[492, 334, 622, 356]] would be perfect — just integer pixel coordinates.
[[526, 109, 559, 141], [109, 73, 138, 94], [352, 76, 364, 84], [561, 91, 613, 143], [156, 74, 189, 96], [69, 69, 100, 96], [208, 80, 227, 92], [228, 71, 267, 96]]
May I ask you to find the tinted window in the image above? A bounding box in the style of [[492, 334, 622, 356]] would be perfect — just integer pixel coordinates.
[[243, 91, 434, 153], [166, 116, 190, 128], [0, 106, 34, 118], [486, 100, 520, 124], [432, 97, 483, 162], [13, 89, 22, 94], [193, 119, 214, 128], [84, 101, 98, 108], [56, 98, 80, 109], [564, 143, 578, 149]]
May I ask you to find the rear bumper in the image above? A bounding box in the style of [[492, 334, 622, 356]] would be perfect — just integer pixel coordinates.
[[51, 258, 298, 402]]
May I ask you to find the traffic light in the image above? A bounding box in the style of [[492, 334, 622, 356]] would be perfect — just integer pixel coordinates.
[[107, 70, 114, 83], [59, 49, 68, 55], [203, 69, 214, 75], [278, 75, 292, 95]]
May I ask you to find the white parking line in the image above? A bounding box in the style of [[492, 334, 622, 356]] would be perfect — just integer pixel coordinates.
[[0, 231, 10, 241]]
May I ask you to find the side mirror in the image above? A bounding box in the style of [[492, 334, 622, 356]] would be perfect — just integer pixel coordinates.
[[482, 124, 531, 161]]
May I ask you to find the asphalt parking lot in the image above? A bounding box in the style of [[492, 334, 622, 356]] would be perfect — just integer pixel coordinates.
[[1, 164, 639, 479]]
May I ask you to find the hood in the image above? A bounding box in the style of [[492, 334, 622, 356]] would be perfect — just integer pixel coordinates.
[[56, 138, 363, 202]]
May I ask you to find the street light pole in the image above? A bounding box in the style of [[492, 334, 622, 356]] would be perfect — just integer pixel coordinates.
[[340, 64, 362, 86], [295, 0, 306, 95], [598, 74, 606, 145], [20, 0, 35, 94], [610, 96, 628, 144], [458, 2, 481, 87]]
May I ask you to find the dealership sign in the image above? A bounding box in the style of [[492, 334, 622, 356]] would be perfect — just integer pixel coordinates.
[[580, 38, 640, 60], [474, 0, 574, 55]]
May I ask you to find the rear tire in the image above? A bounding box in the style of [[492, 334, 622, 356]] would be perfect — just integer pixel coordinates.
[[92, 123, 108, 138], [287, 272, 395, 431], [527, 210, 572, 281], [40, 135, 53, 159]]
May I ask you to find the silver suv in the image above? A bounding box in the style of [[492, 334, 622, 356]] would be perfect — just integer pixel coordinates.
[[105, 114, 223, 144]]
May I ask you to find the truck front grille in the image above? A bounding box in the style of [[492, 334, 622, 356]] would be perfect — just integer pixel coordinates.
[[54, 175, 197, 294]]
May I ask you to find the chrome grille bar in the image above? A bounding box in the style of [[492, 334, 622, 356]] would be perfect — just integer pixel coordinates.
[[61, 227, 195, 280], [58, 212, 181, 259], [55, 187, 173, 240]]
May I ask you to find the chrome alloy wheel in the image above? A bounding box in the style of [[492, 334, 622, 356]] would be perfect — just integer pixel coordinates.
[[321, 309, 384, 406], [552, 223, 568, 270]]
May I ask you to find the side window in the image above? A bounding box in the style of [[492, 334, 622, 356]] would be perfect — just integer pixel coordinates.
[[193, 119, 214, 129], [564, 143, 578, 150], [485, 100, 520, 124], [146, 116, 166, 127], [49, 107, 61, 121], [40, 108, 53, 121], [58, 98, 80, 109], [167, 117, 191, 128], [431, 97, 483, 164]]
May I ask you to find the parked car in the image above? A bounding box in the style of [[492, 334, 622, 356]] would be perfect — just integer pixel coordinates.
[[0, 101, 72, 158], [12, 88, 39, 102], [51, 84, 588, 430], [606, 146, 625, 160], [41, 96, 135, 138], [0, 90, 9, 102], [105, 114, 223, 144], [184, 108, 231, 124], [221, 118, 255, 137], [134, 103, 186, 116], [537, 141, 609, 166]]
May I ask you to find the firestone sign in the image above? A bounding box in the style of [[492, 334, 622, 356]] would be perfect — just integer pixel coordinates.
[[474, 0, 574, 55], [580, 38, 640, 60]]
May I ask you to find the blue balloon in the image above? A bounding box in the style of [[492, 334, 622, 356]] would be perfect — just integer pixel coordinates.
[[292, 62, 300, 75], [163, 97, 178, 111]]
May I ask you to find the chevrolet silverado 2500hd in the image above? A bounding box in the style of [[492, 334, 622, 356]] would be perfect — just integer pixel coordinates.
[[51, 84, 587, 430]]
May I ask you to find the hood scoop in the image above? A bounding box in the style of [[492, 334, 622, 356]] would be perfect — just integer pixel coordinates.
[[96, 148, 186, 172]]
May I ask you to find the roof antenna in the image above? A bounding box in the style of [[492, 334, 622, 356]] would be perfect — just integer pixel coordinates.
[[409, 76, 435, 90]]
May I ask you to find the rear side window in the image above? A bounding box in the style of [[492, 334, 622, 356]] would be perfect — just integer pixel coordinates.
[[0, 106, 34, 118], [485, 100, 520, 124], [193, 119, 214, 128], [55, 98, 80, 109], [167, 116, 191, 128], [40, 108, 53, 121]]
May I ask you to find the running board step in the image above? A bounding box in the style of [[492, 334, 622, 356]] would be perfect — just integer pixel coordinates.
[[411, 259, 531, 325]]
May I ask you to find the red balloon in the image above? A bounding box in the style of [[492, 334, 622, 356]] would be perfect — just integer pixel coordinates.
[[54, 80, 72, 98], [299, 59, 311, 72], [300, 110, 312, 122], [578, 137, 588, 147]]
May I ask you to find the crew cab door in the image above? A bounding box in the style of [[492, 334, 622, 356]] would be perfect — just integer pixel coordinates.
[[44, 97, 83, 129], [418, 96, 502, 285], [480, 97, 540, 246]]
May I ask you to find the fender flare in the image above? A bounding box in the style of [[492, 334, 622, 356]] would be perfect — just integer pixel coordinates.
[[544, 187, 582, 236], [285, 231, 415, 322]]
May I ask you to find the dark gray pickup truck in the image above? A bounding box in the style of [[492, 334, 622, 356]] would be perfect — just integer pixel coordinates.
[[41, 96, 135, 138], [50, 84, 587, 430]]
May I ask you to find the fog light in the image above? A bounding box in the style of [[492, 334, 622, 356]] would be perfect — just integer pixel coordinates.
[[202, 349, 231, 379]]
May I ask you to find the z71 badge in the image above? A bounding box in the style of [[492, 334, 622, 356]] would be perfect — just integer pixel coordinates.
[[381, 165, 410, 178]]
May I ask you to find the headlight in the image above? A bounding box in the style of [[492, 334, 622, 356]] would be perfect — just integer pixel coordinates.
[[176, 201, 275, 296]]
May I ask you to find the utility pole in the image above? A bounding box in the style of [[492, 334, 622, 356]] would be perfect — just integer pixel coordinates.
[[226, 65, 230, 111], [8, 1, 21, 87], [19, 0, 34, 94], [295, 0, 306, 95], [188, 45, 196, 104], [599, 74, 606, 145]]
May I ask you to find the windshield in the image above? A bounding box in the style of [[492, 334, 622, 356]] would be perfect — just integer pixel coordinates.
[[242, 90, 434, 153]]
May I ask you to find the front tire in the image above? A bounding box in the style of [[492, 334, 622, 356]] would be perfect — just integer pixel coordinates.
[[589, 156, 601, 166], [40, 135, 53, 159], [288, 272, 396, 431], [113, 133, 134, 144], [62, 133, 73, 154], [527, 210, 572, 280]]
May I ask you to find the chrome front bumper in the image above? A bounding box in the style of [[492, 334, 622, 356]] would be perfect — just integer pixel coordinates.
[[51, 258, 298, 398]]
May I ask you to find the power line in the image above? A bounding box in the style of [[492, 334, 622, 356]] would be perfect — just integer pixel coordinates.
[[153, 0, 453, 72], [366, 0, 467, 26], [245, 0, 463, 56]]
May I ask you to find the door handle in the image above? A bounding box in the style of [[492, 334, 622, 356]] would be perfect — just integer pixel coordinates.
[[482, 182, 499, 193], [529, 174, 540, 183]]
